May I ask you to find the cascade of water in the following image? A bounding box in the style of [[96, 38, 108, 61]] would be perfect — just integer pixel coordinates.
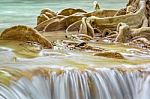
[[0, 68, 149, 99]]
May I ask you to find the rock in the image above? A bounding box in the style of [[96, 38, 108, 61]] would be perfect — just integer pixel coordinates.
[[57, 8, 87, 16], [35, 15, 65, 31], [102, 28, 113, 37], [146, 0, 150, 26], [44, 15, 82, 32], [37, 9, 57, 25], [0, 25, 53, 49], [44, 12, 55, 18], [37, 14, 49, 25], [71, 34, 93, 41], [94, 51, 124, 59], [75, 42, 87, 47], [115, 23, 131, 43], [40, 8, 56, 16], [114, 8, 126, 16]]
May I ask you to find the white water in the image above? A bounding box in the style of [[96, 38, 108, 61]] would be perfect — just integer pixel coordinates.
[[0, 68, 150, 99], [0, 0, 150, 99]]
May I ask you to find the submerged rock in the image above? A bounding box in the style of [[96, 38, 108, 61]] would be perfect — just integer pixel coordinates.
[[94, 51, 124, 59]]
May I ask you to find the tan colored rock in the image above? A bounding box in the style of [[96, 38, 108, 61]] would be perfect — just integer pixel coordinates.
[[78, 1, 145, 39], [115, 67, 144, 74], [44, 15, 83, 32], [115, 23, 131, 43], [35, 15, 65, 31], [40, 8, 56, 16], [37, 14, 49, 25], [57, 8, 87, 16], [94, 51, 124, 59], [146, 0, 150, 26], [71, 34, 93, 41], [86, 1, 145, 30], [37, 8, 57, 25], [132, 37, 150, 45], [44, 12, 55, 18], [0, 25, 53, 49], [132, 27, 150, 40], [87, 10, 118, 18], [102, 28, 115, 37], [127, 0, 140, 7], [114, 8, 126, 16], [66, 20, 82, 32], [79, 17, 95, 37]]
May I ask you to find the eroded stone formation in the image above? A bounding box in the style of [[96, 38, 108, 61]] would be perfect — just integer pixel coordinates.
[[34, 0, 150, 45], [0, 25, 53, 49], [0, 0, 150, 59], [146, 0, 150, 26]]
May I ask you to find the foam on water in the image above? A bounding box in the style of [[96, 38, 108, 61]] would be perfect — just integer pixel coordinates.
[[0, 68, 150, 99]]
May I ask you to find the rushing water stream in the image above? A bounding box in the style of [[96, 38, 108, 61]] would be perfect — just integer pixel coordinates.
[[0, 39, 150, 99], [0, 0, 150, 99], [0, 68, 150, 99]]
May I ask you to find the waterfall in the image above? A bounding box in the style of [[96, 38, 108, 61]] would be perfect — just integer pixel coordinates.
[[0, 68, 150, 99]]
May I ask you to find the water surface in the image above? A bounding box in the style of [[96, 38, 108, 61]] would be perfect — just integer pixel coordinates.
[[0, 0, 126, 31]]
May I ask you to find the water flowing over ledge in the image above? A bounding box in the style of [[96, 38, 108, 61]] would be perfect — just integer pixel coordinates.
[[0, 0, 150, 99], [0, 67, 150, 99]]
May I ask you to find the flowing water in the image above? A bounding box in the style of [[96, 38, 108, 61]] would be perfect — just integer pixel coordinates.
[[0, 0, 126, 31], [0, 68, 150, 99], [1, 0, 150, 99], [0, 39, 150, 99]]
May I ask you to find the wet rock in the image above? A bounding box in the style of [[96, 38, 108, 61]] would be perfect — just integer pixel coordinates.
[[0, 25, 53, 49], [71, 34, 93, 41], [75, 42, 87, 47], [115, 23, 131, 43], [115, 66, 144, 74], [102, 28, 116, 37], [94, 51, 124, 59]]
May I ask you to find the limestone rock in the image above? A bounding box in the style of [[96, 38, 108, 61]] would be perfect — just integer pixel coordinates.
[[94, 51, 124, 59], [57, 8, 87, 16], [37, 14, 49, 25], [0, 25, 53, 49]]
